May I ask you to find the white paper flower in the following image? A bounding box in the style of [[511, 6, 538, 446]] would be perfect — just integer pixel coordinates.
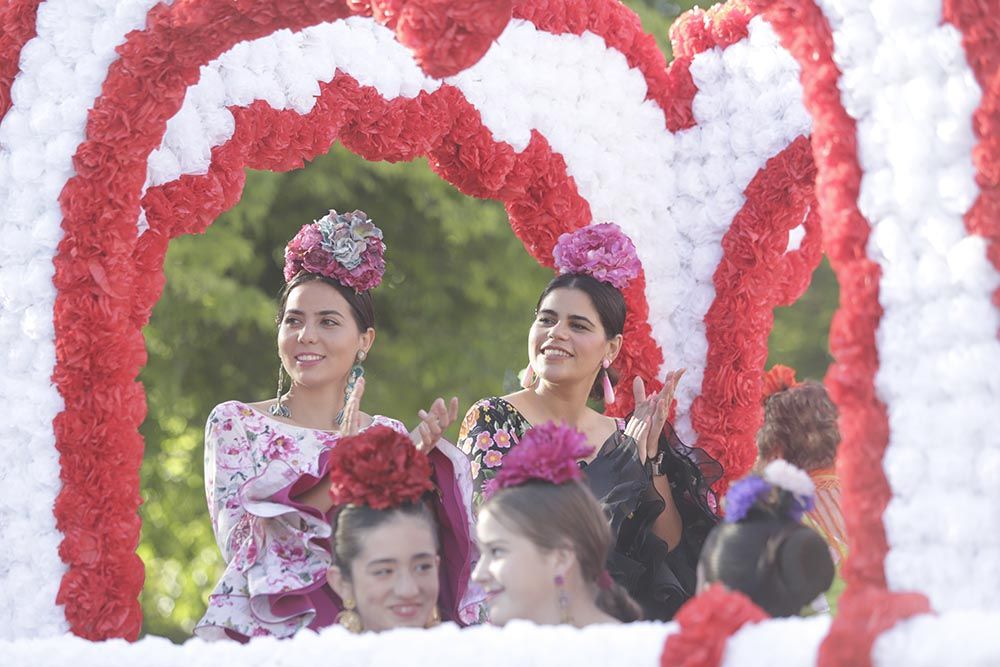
[[763, 459, 815, 499]]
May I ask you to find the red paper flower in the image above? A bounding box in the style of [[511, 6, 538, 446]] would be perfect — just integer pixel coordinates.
[[328, 426, 434, 509], [660, 584, 769, 667], [762, 364, 799, 399]]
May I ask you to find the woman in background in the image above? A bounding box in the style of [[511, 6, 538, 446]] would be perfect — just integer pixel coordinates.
[[197, 209, 475, 640], [460, 223, 720, 620]]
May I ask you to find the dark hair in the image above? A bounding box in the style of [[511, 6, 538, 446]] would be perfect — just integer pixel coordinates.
[[332, 501, 438, 580], [536, 273, 626, 400], [277, 272, 376, 332], [699, 507, 835, 617], [757, 381, 840, 470], [485, 480, 643, 622]]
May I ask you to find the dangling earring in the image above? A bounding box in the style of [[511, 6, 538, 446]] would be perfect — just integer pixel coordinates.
[[425, 604, 441, 628], [520, 364, 537, 389], [270, 363, 291, 417], [555, 574, 572, 624], [336, 597, 363, 633], [601, 359, 615, 405], [335, 350, 366, 425]]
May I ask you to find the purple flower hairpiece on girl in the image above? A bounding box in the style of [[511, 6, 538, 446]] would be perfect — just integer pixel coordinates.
[[283, 209, 386, 291], [724, 460, 816, 523], [552, 222, 642, 290], [483, 422, 594, 500]]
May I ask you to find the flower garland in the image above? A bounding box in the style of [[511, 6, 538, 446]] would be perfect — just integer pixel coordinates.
[[53, 1, 512, 639], [747, 1, 969, 666], [5, 0, 991, 661], [0, 0, 41, 119], [943, 0, 1000, 312], [10, 0, 822, 638], [659, 584, 769, 667]]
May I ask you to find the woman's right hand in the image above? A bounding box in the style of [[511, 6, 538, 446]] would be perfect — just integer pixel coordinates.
[[410, 396, 459, 453]]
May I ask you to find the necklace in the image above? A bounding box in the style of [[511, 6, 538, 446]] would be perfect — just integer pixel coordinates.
[[269, 364, 365, 426]]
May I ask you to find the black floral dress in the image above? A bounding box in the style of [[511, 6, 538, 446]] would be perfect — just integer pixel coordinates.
[[459, 396, 721, 621]]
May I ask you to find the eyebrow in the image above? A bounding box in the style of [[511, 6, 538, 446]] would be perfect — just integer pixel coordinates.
[[366, 553, 435, 567], [284, 308, 344, 317], [537, 309, 595, 327]]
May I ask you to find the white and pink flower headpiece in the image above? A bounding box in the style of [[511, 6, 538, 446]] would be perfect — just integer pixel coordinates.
[[283, 209, 386, 291], [552, 222, 641, 290]]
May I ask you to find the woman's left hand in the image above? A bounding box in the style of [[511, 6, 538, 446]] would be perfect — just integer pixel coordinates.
[[410, 396, 460, 453], [631, 369, 686, 463]]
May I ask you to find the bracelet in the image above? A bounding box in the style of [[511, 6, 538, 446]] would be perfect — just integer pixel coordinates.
[[650, 449, 667, 477]]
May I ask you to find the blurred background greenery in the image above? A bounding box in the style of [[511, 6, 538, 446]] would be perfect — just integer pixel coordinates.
[[137, 0, 837, 640]]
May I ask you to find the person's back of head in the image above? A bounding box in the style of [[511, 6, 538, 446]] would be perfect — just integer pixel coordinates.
[[758, 367, 840, 472], [698, 461, 835, 617]]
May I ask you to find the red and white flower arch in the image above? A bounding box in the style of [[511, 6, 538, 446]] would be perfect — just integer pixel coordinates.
[[0, 0, 996, 664]]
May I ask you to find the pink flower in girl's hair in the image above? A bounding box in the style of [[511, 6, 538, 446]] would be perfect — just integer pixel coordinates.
[[552, 222, 641, 290], [483, 422, 593, 499]]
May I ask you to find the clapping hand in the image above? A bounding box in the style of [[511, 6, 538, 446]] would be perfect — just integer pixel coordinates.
[[339, 376, 366, 436], [623, 369, 685, 464], [410, 396, 460, 453]]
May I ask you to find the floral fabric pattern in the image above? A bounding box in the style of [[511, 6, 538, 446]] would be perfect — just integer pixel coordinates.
[[458, 398, 532, 508], [195, 400, 406, 640]]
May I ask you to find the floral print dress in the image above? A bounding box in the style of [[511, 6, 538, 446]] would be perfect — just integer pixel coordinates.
[[459, 396, 722, 621], [196, 401, 479, 640]]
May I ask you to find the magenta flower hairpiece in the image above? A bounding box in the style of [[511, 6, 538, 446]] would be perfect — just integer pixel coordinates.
[[283, 209, 386, 292], [552, 222, 641, 290], [483, 422, 593, 499]]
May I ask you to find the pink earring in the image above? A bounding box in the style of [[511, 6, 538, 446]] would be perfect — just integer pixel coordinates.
[[601, 359, 615, 404], [521, 364, 537, 389]]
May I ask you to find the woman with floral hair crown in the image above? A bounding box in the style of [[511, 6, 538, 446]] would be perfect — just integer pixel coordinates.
[[474, 422, 643, 627], [196, 209, 478, 640], [459, 222, 722, 621]]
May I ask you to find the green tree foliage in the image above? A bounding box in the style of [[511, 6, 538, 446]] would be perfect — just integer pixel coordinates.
[[138, 0, 836, 641]]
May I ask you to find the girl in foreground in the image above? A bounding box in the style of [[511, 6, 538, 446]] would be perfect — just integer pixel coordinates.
[[473, 422, 642, 626], [698, 460, 835, 617], [325, 426, 471, 632]]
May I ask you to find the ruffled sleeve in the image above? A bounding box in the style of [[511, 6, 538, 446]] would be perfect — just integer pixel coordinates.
[[203, 402, 260, 566], [584, 423, 722, 621]]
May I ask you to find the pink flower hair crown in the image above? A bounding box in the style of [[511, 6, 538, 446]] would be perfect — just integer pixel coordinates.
[[552, 222, 641, 290], [283, 209, 387, 292], [483, 421, 594, 499]]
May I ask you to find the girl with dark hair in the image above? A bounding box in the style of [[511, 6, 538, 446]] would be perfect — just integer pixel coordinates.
[[324, 426, 471, 633], [459, 223, 721, 621], [698, 460, 836, 617], [474, 422, 642, 626], [197, 210, 477, 640]]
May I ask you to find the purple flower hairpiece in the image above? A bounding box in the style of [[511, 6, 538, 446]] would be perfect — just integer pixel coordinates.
[[552, 222, 641, 290], [724, 461, 818, 523], [723, 475, 772, 523], [283, 209, 386, 291], [483, 422, 594, 500]]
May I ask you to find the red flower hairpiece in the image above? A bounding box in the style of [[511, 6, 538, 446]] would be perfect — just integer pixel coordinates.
[[328, 426, 434, 510], [483, 422, 593, 499], [762, 364, 799, 400]]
